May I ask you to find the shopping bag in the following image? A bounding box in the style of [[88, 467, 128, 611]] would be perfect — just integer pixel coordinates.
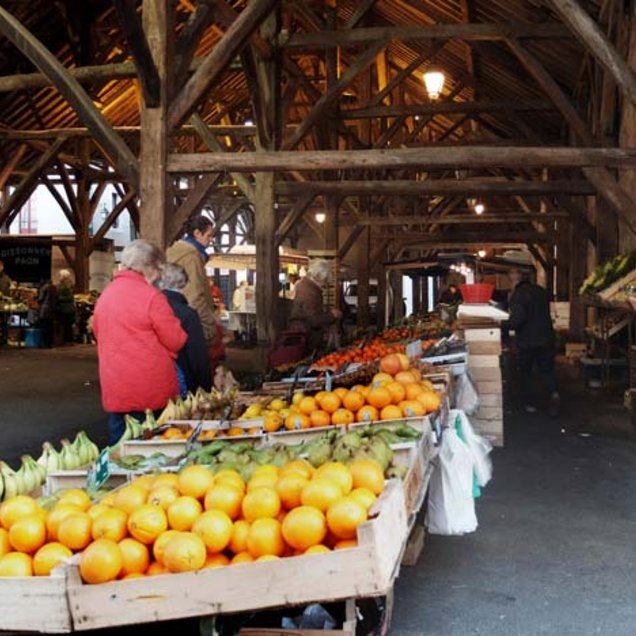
[[455, 371, 480, 415], [426, 428, 478, 535], [454, 409, 493, 488]]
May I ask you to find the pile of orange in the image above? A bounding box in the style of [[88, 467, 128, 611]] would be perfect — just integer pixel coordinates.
[[0, 459, 386, 583], [312, 338, 406, 369]]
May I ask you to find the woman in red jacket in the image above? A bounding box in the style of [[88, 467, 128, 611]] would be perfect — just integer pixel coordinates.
[[93, 240, 187, 443]]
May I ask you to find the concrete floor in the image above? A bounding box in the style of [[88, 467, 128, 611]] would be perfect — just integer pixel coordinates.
[[1, 346, 635, 635]]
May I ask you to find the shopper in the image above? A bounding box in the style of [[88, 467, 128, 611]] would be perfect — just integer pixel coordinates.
[[503, 268, 560, 417], [160, 263, 212, 393], [36, 279, 57, 347], [166, 216, 217, 365], [439, 283, 462, 305], [56, 269, 76, 344], [0, 260, 11, 296], [288, 259, 342, 355], [93, 240, 187, 444]]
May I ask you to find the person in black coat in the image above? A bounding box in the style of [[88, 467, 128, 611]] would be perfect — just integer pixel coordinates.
[[503, 268, 559, 416], [160, 263, 212, 392]]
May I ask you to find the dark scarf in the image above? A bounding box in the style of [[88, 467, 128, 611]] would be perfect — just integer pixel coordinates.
[[182, 234, 208, 260]]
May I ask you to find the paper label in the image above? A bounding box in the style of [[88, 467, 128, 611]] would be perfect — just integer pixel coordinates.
[[86, 448, 110, 490], [406, 340, 422, 359]]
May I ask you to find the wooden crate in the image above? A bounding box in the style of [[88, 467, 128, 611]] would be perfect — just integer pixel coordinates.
[[44, 470, 129, 496], [66, 480, 408, 631], [267, 425, 346, 446]]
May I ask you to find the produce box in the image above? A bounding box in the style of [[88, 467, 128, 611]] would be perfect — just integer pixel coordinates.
[[65, 480, 407, 631], [44, 470, 129, 496], [266, 425, 347, 446]]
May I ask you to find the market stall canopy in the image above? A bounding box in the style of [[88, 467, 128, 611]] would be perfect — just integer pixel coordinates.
[[206, 245, 308, 271]]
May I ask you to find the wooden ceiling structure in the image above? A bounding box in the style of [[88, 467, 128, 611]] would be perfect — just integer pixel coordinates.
[[1, 0, 636, 339]]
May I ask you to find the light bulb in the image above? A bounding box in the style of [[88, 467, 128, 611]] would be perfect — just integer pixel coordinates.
[[474, 203, 485, 215], [423, 71, 445, 100], [315, 212, 326, 223]]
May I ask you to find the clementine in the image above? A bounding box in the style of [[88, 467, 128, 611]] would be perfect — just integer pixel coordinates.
[[177, 465, 215, 499], [246, 518, 285, 558], [127, 504, 168, 545], [356, 405, 379, 423], [348, 459, 385, 495], [79, 539, 122, 583], [9, 514, 46, 553], [192, 510, 233, 553], [385, 381, 407, 405], [33, 542, 72, 576], [118, 538, 150, 576], [167, 496, 203, 531], [380, 404, 403, 421], [276, 473, 309, 510], [91, 507, 128, 542], [57, 512, 92, 551], [366, 387, 392, 409], [162, 532, 207, 573], [342, 390, 365, 413], [241, 488, 281, 522], [309, 410, 331, 428], [319, 393, 341, 414], [298, 396, 318, 415], [331, 408, 354, 426], [281, 506, 327, 551]]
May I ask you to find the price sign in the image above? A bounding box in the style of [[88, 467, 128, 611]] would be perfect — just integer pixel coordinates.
[[186, 421, 204, 454], [86, 448, 110, 491], [325, 371, 333, 392], [406, 340, 422, 359]]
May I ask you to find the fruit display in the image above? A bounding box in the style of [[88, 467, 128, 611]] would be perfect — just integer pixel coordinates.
[[579, 250, 636, 295], [311, 338, 406, 370], [156, 387, 243, 425]]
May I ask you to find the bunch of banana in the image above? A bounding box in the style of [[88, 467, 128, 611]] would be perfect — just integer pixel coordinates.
[[0, 456, 46, 500]]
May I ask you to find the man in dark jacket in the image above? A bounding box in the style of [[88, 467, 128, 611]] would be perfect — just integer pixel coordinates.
[[503, 269, 560, 416], [160, 263, 212, 392]]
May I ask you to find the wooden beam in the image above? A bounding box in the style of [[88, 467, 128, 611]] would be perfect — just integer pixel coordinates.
[[113, 0, 161, 107], [0, 6, 139, 188], [168, 0, 278, 130], [281, 22, 571, 49], [0, 143, 27, 192], [282, 40, 387, 150], [40, 174, 78, 231], [169, 173, 223, 241], [338, 225, 365, 260], [90, 189, 137, 250], [549, 0, 636, 108], [354, 213, 566, 226], [168, 146, 636, 173], [345, 0, 379, 29], [274, 192, 316, 246], [276, 179, 595, 196]]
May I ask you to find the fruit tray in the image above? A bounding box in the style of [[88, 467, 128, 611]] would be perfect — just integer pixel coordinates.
[[63, 479, 407, 631], [44, 470, 130, 496]]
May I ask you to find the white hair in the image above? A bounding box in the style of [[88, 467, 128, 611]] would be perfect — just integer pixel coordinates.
[[59, 269, 72, 280], [307, 259, 332, 283], [121, 240, 165, 277], [159, 263, 188, 291]]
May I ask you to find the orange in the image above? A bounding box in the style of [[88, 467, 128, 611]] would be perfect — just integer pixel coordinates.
[[91, 508, 128, 542], [256, 555, 280, 562], [99, 493, 116, 507], [281, 506, 327, 551], [404, 383, 424, 401], [334, 539, 358, 550], [395, 371, 417, 385], [309, 410, 331, 428], [349, 488, 377, 511], [0, 552, 32, 576], [228, 519, 250, 554], [333, 387, 349, 400], [129, 475, 156, 492], [242, 488, 281, 522], [57, 512, 92, 551], [276, 473, 309, 510], [247, 474, 278, 491], [79, 539, 122, 583], [380, 404, 403, 421], [348, 459, 385, 495], [87, 504, 111, 521], [127, 504, 168, 545], [246, 518, 285, 558], [305, 544, 330, 555], [148, 486, 180, 510], [263, 413, 283, 433], [316, 462, 353, 494], [246, 427, 261, 436], [204, 484, 243, 520], [385, 381, 407, 405], [230, 551, 254, 565], [0, 495, 38, 529], [342, 391, 365, 413], [0, 528, 10, 558], [151, 473, 179, 490], [152, 530, 181, 564], [252, 465, 280, 480], [372, 372, 393, 387], [285, 413, 311, 430], [417, 390, 441, 413], [298, 396, 318, 415], [177, 465, 215, 499], [319, 393, 342, 414], [300, 479, 342, 513], [9, 515, 46, 553], [113, 485, 148, 515], [33, 542, 72, 576], [356, 405, 379, 423], [167, 496, 202, 531], [214, 470, 245, 493], [118, 538, 150, 576], [57, 489, 91, 512], [160, 532, 207, 573], [327, 498, 367, 540], [46, 504, 83, 541], [331, 409, 354, 426], [226, 426, 246, 437], [366, 387, 392, 409], [204, 553, 230, 569], [192, 510, 233, 553], [280, 460, 315, 480], [313, 391, 328, 406], [399, 400, 425, 417], [122, 573, 145, 579], [146, 560, 168, 576], [351, 385, 368, 395]]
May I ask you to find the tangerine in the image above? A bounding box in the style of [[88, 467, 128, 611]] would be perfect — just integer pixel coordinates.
[[148, 486, 180, 510], [298, 396, 318, 415], [33, 542, 72, 576], [285, 413, 311, 430], [380, 404, 403, 421], [118, 538, 150, 576], [46, 504, 83, 541], [0, 495, 38, 529], [214, 470, 245, 492], [162, 532, 206, 573], [167, 496, 202, 531], [281, 506, 327, 551], [331, 409, 354, 426], [241, 488, 281, 522], [127, 504, 168, 545], [276, 473, 309, 510], [246, 518, 285, 558], [0, 552, 32, 576], [300, 478, 342, 513], [342, 391, 365, 413], [319, 393, 342, 414], [228, 519, 250, 554], [57, 489, 91, 511], [263, 414, 283, 433], [417, 390, 441, 413], [348, 459, 385, 495], [309, 410, 331, 428], [399, 400, 425, 417], [316, 463, 353, 495], [326, 498, 367, 539], [385, 381, 407, 405], [177, 465, 214, 499], [333, 387, 349, 400], [91, 508, 128, 542], [366, 387, 392, 409], [192, 510, 233, 553], [9, 514, 46, 553], [204, 484, 243, 520], [356, 405, 379, 423], [404, 383, 424, 401], [152, 530, 181, 563], [371, 372, 393, 387], [79, 539, 122, 584], [57, 512, 92, 551], [113, 485, 148, 515]]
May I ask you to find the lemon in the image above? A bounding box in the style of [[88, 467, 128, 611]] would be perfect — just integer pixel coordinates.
[[269, 398, 286, 412]]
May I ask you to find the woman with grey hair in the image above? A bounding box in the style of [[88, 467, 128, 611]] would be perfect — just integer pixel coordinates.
[[93, 240, 187, 443], [160, 263, 211, 392], [288, 258, 342, 355]]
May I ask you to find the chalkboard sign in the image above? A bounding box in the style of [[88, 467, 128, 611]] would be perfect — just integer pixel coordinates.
[[0, 239, 52, 283]]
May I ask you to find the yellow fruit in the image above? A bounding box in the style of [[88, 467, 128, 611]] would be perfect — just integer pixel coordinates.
[[79, 539, 122, 584], [280, 460, 315, 480], [147, 486, 180, 510], [127, 505, 168, 545], [122, 573, 145, 580], [326, 498, 367, 540], [204, 484, 243, 520], [281, 506, 327, 551], [177, 465, 215, 499], [230, 551, 254, 565], [46, 504, 83, 541], [331, 409, 354, 427], [247, 518, 285, 558], [192, 510, 233, 554], [300, 479, 342, 513], [146, 561, 168, 576], [151, 473, 179, 490], [118, 538, 150, 576], [57, 489, 91, 512], [167, 496, 202, 531], [0, 552, 32, 576], [203, 553, 230, 569], [214, 470, 245, 493], [333, 539, 358, 550], [91, 508, 128, 542], [0, 528, 11, 558], [241, 488, 281, 522], [263, 413, 283, 433], [349, 488, 377, 511], [316, 463, 353, 495], [304, 544, 330, 555], [228, 519, 250, 554], [269, 398, 286, 412], [244, 404, 262, 418], [0, 496, 38, 529], [113, 485, 148, 515], [162, 532, 206, 573], [152, 530, 181, 564], [291, 391, 304, 405], [57, 512, 92, 551], [348, 459, 385, 495], [247, 474, 278, 492], [255, 554, 280, 562], [298, 396, 318, 415], [33, 542, 72, 576], [9, 515, 46, 554], [99, 493, 116, 507], [87, 504, 111, 521], [276, 473, 309, 510], [129, 475, 156, 492]]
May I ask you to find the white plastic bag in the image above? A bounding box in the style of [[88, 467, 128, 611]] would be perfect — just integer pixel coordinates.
[[454, 410, 493, 488], [426, 428, 478, 535], [455, 372, 480, 415]]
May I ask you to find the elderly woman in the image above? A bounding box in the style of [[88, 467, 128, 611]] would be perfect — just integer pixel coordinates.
[[288, 259, 342, 355], [160, 263, 211, 393], [93, 240, 187, 443]]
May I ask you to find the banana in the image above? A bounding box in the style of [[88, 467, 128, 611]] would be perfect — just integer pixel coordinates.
[[72, 432, 91, 466], [59, 439, 81, 470], [37, 442, 60, 474], [18, 456, 38, 492], [1, 461, 19, 499]]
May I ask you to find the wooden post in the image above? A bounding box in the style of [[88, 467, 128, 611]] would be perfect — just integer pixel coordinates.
[[73, 141, 93, 293], [357, 225, 371, 328], [139, 0, 172, 248]]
